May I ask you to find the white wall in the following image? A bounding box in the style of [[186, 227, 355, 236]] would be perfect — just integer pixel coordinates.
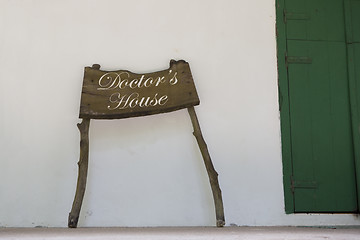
[[0, 0, 359, 227]]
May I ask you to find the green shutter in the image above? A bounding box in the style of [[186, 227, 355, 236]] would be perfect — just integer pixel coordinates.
[[277, 0, 360, 213], [285, 0, 345, 42], [287, 40, 357, 212]]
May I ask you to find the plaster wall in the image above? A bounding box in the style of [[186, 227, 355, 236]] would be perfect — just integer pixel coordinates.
[[0, 0, 359, 227]]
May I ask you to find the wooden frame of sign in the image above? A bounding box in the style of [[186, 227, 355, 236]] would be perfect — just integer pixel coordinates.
[[68, 60, 225, 228]]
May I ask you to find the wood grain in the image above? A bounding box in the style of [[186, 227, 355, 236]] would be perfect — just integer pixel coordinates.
[[68, 118, 90, 228], [79, 60, 199, 119], [188, 107, 225, 227]]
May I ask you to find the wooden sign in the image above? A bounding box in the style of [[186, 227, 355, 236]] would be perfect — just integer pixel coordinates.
[[69, 60, 224, 228], [79, 60, 199, 119]]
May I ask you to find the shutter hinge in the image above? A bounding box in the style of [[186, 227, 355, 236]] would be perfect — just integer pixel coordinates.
[[286, 56, 312, 65], [291, 176, 318, 192], [284, 10, 310, 22]]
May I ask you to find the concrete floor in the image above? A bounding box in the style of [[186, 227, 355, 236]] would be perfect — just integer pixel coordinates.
[[1, 227, 360, 240]]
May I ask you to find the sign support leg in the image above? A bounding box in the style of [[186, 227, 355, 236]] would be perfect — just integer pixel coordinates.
[[187, 107, 225, 227], [68, 118, 90, 228]]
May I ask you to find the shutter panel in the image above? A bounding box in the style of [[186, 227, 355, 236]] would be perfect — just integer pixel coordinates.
[[287, 40, 358, 212], [285, 0, 345, 42]]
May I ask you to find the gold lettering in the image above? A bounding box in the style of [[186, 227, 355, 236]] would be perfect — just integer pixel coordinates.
[[155, 76, 166, 86], [169, 72, 178, 85], [158, 95, 168, 105], [98, 73, 120, 90], [108, 92, 127, 110], [144, 77, 154, 87], [129, 78, 139, 89]]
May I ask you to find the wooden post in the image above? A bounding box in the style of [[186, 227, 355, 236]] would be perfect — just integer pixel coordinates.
[[187, 107, 225, 227], [68, 118, 90, 228]]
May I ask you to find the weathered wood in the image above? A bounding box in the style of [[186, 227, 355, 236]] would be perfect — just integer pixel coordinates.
[[68, 118, 90, 228], [79, 60, 200, 119], [187, 107, 225, 227], [68, 60, 225, 227]]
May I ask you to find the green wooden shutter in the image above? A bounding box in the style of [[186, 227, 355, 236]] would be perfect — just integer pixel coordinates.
[[285, 0, 345, 42], [287, 40, 357, 212], [278, 0, 360, 213]]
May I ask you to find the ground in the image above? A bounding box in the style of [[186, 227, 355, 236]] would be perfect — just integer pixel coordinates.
[[1, 226, 360, 240]]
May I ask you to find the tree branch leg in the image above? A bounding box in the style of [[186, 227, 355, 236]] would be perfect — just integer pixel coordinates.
[[187, 107, 225, 227], [68, 118, 90, 228]]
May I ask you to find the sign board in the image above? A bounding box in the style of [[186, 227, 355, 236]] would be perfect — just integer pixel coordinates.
[[69, 60, 225, 228], [79, 60, 200, 119]]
